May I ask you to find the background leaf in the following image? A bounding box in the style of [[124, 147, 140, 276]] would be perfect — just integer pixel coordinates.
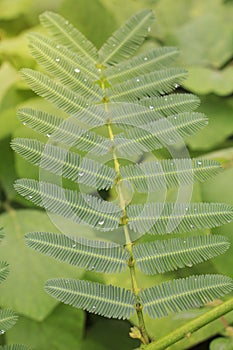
[[0, 209, 84, 320]]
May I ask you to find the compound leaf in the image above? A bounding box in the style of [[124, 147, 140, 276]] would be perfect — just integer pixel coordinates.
[[121, 159, 222, 192], [11, 138, 116, 190], [14, 179, 122, 231], [139, 93, 200, 116], [140, 275, 233, 319], [17, 108, 111, 155], [110, 68, 187, 101], [40, 11, 98, 64], [133, 235, 230, 274], [28, 33, 100, 97], [127, 202, 233, 235], [106, 47, 179, 84], [99, 9, 154, 65], [0, 309, 18, 332], [115, 112, 208, 155], [0, 262, 9, 284], [25, 232, 129, 274], [45, 279, 136, 319]]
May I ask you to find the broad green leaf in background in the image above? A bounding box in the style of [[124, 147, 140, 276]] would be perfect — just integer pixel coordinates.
[[183, 67, 233, 96], [0, 0, 32, 20], [6, 305, 138, 350], [152, 0, 233, 68], [187, 96, 233, 151], [0, 209, 84, 320], [6, 304, 84, 350], [0, 63, 19, 99]]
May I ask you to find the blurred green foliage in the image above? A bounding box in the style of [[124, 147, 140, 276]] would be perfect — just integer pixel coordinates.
[[0, 0, 232, 349]]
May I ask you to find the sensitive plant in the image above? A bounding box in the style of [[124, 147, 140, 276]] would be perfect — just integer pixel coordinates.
[[11, 9, 233, 348]]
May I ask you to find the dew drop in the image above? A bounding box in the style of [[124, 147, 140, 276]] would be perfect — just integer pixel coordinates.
[[197, 160, 202, 165], [175, 83, 179, 88], [72, 244, 76, 248], [0, 330, 5, 335], [190, 224, 195, 229], [28, 195, 33, 199], [112, 43, 116, 47], [74, 68, 80, 73], [65, 20, 69, 24], [55, 58, 60, 62], [90, 266, 95, 271], [78, 172, 84, 177], [183, 240, 186, 244], [92, 305, 96, 310], [98, 220, 104, 226], [173, 116, 177, 120], [46, 133, 51, 138], [185, 207, 188, 211], [164, 97, 168, 101], [186, 262, 193, 267], [227, 219, 232, 223], [144, 57, 148, 61], [148, 26, 151, 32], [23, 122, 27, 125], [56, 45, 60, 49], [98, 68, 101, 72], [149, 105, 154, 110], [136, 78, 140, 82]]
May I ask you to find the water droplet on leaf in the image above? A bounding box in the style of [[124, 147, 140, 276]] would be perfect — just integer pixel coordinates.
[[55, 58, 60, 62], [74, 68, 80, 73], [98, 220, 104, 226]]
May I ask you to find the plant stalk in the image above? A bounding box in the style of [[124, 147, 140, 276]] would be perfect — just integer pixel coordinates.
[[145, 297, 233, 350], [101, 74, 151, 346]]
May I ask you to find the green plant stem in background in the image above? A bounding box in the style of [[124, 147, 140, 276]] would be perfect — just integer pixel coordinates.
[[146, 297, 233, 350]]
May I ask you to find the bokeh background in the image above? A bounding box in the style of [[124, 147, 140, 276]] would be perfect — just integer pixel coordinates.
[[0, 0, 232, 349]]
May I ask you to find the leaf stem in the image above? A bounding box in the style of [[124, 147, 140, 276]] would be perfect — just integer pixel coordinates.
[[101, 75, 151, 346], [107, 122, 151, 345], [145, 297, 233, 350]]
